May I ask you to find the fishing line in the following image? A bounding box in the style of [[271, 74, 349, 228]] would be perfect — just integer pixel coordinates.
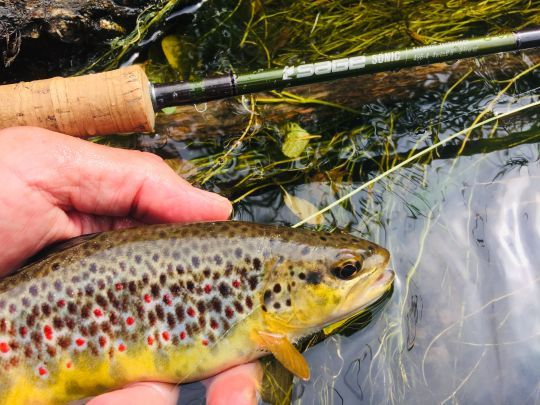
[[292, 99, 540, 228]]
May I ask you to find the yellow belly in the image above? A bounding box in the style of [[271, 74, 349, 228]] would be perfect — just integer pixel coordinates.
[[0, 314, 265, 404]]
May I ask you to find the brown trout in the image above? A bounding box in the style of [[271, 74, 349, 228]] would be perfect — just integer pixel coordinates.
[[0, 221, 393, 403]]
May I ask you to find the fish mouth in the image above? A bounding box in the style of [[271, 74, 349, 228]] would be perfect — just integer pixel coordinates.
[[329, 268, 395, 324]]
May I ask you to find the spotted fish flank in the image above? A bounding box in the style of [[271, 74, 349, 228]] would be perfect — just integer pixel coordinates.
[[0, 221, 393, 404]]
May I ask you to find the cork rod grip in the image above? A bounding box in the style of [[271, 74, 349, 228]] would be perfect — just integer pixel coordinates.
[[0, 65, 156, 137]]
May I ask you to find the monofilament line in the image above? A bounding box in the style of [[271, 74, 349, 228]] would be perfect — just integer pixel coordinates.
[[292, 99, 540, 228]]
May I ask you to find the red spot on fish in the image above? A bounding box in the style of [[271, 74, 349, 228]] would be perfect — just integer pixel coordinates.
[[147, 336, 154, 346], [180, 331, 186, 340], [93, 308, 103, 317], [19, 327, 27, 338], [0, 342, 9, 353], [163, 294, 172, 306], [57, 300, 65, 308], [232, 280, 241, 288], [126, 317, 135, 326], [118, 344, 126, 352], [202, 339, 209, 346], [75, 338, 85, 347], [66, 362, 72, 369], [225, 307, 234, 319], [204, 285, 212, 294], [144, 294, 152, 303], [43, 325, 53, 340], [115, 283, 124, 291], [210, 320, 219, 330], [38, 367, 47, 376], [187, 307, 196, 317], [162, 331, 170, 341], [98, 336, 107, 348]]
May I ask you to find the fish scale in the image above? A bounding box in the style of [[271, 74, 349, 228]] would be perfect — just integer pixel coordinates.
[[0, 221, 393, 404]]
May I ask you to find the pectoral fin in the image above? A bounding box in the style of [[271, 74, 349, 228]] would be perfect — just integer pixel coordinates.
[[256, 331, 310, 380]]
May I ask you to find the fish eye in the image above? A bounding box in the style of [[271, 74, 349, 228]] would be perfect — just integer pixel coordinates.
[[331, 259, 363, 280]]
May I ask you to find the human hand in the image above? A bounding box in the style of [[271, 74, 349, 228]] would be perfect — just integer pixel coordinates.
[[0, 127, 261, 404]]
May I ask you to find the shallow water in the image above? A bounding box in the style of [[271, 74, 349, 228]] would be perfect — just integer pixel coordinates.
[[105, 1, 540, 403]]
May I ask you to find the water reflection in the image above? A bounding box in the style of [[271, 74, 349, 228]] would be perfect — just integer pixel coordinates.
[[301, 145, 540, 405]]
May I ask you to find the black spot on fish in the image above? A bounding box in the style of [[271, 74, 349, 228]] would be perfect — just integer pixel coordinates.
[[210, 297, 222, 313], [142, 274, 150, 284], [54, 280, 62, 292], [148, 311, 157, 326], [128, 281, 137, 294], [31, 331, 42, 346], [26, 314, 36, 328], [41, 303, 51, 317], [85, 285, 95, 296], [248, 276, 258, 290], [151, 284, 160, 298], [186, 281, 195, 292], [175, 305, 185, 323], [29, 285, 38, 296], [234, 301, 244, 313], [224, 263, 233, 277], [218, 282, 231, 298], [159, 274, 167, 286], [80, 304, 91, 319], [58, 336, 71, 349], [170, 283, 181, 296], [234, 248, 242, 259], [203, 268, 211, 278], [253, 258, 261, 271], [67, 302, 77, 315], [273, 302, 281, 310], [306, 271, 321, 285], [245, 296, 253, 309], [89, 263, 97, 273], [155, 305, 165, 321], [197, 301, 206, 314], [191, 256, 200, 268], [80, 326, 89, 337], [152, 253, 160, 262], [167, 313, 176, 329], [214, 255, 223, 265], [65, 317, 76, 330], [135, 255, 142, 264], [261, 305, 267, 312], [273, 284, 281, 293], [298, 273, 306, 280], [89, 322, 99, 336], [263, 290, 272, 305], [53, 317, 64, 329], [286, 299, 291, 306]]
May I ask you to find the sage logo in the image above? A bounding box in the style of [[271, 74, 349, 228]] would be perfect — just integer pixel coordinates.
[[282, 56, 367, 80]]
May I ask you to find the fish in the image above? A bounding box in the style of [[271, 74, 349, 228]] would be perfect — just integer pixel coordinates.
[[0, 221, 393, 404]]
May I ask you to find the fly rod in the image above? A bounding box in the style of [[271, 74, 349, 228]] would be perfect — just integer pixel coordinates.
[[1, 30, 540, 137]]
